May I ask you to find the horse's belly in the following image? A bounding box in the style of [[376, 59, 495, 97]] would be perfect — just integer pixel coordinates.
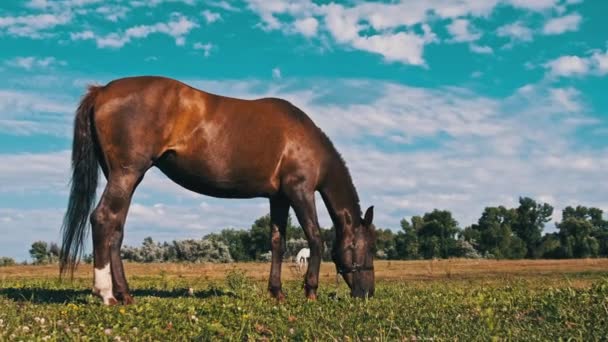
[[154, 148, 279, 199]]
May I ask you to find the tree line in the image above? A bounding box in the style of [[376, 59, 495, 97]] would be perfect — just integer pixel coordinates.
[[2, 196, 606, 266]]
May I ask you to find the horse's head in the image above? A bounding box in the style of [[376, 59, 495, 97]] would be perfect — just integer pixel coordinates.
[[334, 206, 376, 298]]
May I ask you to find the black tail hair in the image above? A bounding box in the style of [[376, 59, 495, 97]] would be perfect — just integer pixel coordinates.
[[59, 85, 102, 278]]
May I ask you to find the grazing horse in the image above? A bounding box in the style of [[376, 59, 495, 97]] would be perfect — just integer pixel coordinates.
[[59, 76, 376, 305], [295, 247, 310, 272]]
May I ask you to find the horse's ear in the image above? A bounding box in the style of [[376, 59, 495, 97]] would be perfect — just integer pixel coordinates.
[[363, 206, 374, 226]]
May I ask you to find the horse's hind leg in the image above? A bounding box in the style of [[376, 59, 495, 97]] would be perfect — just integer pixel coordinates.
[[90, 171, 143, 305], [268, 195, 289, 301]]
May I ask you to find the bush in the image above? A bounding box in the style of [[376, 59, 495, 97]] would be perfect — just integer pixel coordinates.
[[0, 257, 16, 266], [452, 239, 481, 259], [285, 238, 308, 260], [173, 238, 233, 263]]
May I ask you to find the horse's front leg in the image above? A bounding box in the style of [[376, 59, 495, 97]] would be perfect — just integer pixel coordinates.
[[285, 187, 323, 300], [268, 196, 289, 301]]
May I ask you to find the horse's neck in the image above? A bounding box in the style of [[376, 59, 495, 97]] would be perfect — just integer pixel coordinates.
[[319, 159, 362, 234]]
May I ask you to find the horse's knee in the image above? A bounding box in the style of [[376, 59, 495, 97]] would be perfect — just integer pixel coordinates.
[[270, 227, 286, 257], [308, 234, 323, 254]]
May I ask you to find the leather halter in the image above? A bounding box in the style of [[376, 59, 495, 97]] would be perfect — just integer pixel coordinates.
[[337, 263, 374, 275]]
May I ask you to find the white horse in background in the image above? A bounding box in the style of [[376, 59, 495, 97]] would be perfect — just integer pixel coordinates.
[[295, 247, 310, 272]]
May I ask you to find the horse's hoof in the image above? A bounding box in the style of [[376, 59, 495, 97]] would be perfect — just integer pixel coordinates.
[[121, 294, 135, 305], [106, 297, 119, 306], [306, 293, 317, 301], [268, 288, 285, 302], [93, 288, 118, 306]]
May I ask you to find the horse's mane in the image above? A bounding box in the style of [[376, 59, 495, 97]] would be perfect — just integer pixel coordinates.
[[283, 100, 362, 218], [317, 129, 362, 218]]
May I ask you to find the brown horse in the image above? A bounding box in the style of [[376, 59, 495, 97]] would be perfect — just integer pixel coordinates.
[[59, 76, 376, 305]]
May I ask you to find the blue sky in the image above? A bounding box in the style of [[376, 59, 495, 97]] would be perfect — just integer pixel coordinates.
[[0, 0, 607, 261]]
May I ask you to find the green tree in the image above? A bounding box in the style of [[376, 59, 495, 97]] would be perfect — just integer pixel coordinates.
[[539, 233, 561, 258], [29, 241, 50, 264], [248, 215, 273, 260], [417, 210, 460, 259], [512, 197, 553, 258], [557, 206, 605, 258], [465, 206, 525, 259], [374, 228, 396, 259], [394, 218, 419, 259]]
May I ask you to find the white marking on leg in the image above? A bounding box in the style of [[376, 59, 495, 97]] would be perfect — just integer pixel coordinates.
[[94, 263, 115, 305]]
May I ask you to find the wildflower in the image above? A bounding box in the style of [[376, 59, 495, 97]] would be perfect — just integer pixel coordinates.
[[21, 326, 30, 333], [104, 328, 112, 335], [188, 287, 194, 296], [190, 315, 198, 322], [119, 308, 126, 314]]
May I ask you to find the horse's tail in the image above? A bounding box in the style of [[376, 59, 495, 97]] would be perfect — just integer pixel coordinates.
[[60, 85, 103, 278]]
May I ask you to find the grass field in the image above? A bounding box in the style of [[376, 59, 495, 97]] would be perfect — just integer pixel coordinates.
[[1, 259, 607, 340]]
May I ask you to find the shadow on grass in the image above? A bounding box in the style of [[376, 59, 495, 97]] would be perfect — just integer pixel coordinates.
[[0, 288, 91, 304], [0, 287, 233, 304]]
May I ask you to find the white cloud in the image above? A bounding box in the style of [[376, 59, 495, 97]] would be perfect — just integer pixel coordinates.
[[549, 87, 582, 112], [352, 32, 429, 66], [26, 0, 103, 11], [95, 5, 130, 22], [0, 207, 66, 261], [207, 1, 240, 12], [543, 44, 608, 78], [5, 56, 66, 70], [129, 0, 194, 7], [293, 17, 319, 37], [447, 19, 481, 43], [0, 151, 70, 194], [70, 30, 95, 40], [545, 55, 590, 77], [0, 13, 71, 38], [272, 67, 282, 80], [507, 0, 559, 11], [193, 42, 214, 57], [242, 0, 569, 66], [543, 13, 582, 35], [0, 89, 73, 136], [202, 10, 222, 24], [497, 21, 534, 45], [591, 49, 608, 75], [470, 44, 493, 54], [70, 14, 198, 48]]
